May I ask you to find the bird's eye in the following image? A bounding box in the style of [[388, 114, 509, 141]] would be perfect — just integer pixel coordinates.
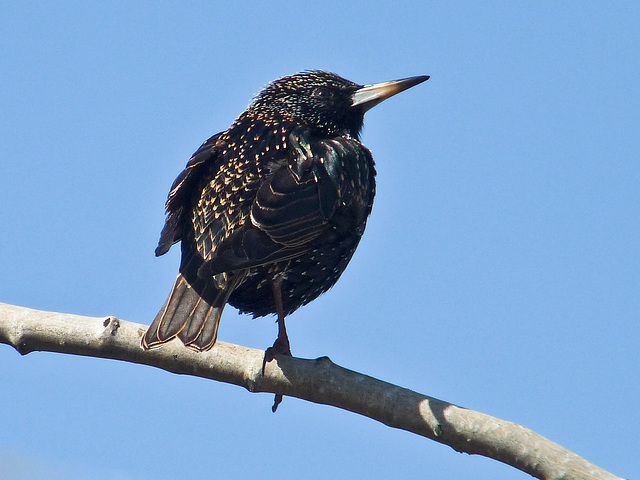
[[311, 87, 330, 99]]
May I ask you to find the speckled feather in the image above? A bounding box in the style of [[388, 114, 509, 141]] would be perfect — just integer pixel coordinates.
[[142, 70, 427, 352]]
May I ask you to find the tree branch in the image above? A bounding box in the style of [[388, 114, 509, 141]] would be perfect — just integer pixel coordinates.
[[0, 302, 622, 480]]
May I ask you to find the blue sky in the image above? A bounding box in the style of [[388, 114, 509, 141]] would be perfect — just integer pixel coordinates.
[[1, 2, 638, 479]]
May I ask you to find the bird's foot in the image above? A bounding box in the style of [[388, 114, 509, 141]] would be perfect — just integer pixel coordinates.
[[272, 335, 292, 357], [262, 336, 292, 413], [261, 336, 292, 375], [271, 394, 284, 413]]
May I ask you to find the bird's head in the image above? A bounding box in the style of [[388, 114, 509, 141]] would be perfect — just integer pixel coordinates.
[[249, 70, 429, 138]]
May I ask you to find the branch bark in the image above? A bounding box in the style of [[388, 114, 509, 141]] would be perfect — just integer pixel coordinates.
[[0, 302, 622, 480]]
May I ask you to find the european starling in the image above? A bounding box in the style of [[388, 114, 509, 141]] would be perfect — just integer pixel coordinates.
[[142, 70, 428, 354]]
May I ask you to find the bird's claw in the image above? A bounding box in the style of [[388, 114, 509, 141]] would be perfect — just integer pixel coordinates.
[[272, 336, 292, 357], [262, 337, 292, 412], [261, 338, 292, 375]]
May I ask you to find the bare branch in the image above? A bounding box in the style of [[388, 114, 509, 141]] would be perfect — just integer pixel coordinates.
[[0, 302, 622, 480]]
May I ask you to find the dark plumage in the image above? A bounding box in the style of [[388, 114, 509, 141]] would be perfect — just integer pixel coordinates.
[[142, 70, 428, 354]]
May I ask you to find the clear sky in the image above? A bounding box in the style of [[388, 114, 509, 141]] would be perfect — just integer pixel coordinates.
[[1, 2, 638, 479]]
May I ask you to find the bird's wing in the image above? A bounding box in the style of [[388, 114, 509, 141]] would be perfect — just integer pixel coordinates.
[[198, 135, 373, 278], [155, 132, 224, 256]]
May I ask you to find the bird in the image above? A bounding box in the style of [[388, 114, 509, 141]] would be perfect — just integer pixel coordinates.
[[142, 70, 429, 355]]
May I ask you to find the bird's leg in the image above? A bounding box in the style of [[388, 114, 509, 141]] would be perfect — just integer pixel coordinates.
[[271, 277, 292, 356], [262, 277, 292, 372], [260, 277, 292, 412]]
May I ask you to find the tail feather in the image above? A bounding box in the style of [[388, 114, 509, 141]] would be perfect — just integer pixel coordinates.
[[156, 275, 194, 340], [142, 274, 227, 352], [179, 300, 224, 351], [177, 296, 223, 349]]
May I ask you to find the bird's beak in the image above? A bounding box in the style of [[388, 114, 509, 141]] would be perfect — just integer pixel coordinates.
[[351, 75, 430, 112]]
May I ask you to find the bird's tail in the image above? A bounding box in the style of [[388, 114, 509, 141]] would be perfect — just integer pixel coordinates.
[[142, 273, 232, 352]]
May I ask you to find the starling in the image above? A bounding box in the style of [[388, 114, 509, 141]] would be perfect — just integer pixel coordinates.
[[142, 70, 429, 354]]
